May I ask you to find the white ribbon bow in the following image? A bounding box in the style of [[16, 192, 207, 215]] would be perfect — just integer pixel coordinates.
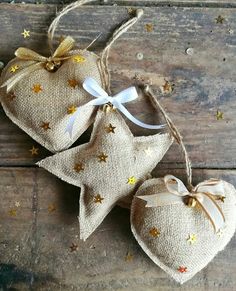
[[66, 77, 165, 137], [138, 175, 226, 232]]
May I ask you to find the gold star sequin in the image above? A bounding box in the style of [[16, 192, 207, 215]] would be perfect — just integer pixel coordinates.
[[15, 201, 21, 208], [40, 122, 51, 131], [216, 15, 225, 24], [74, 163, 84, 173], [162, 80, 173, 93], [9, 208, 17, 216], [145, 23, 154, 32], [10, 65, 19, 73], [149, 227, 160, 237], [125, 252, 133, 262], [98, 153, 108, 163], [217, 195, 226, 203], [48, 204, 56, 213], [21, 29, 30, 38], [70, 243, 78, 252], [187, 233, 197, 244], [127, 176, 137, 185], [7, 92, 16, 101], [32, 84, 42, 93], [105, 123, 116, 133], [93, 194, 104, 204], [68, 79, 79, 88], [73, 55, 86, 63], [67, 105, 77, 115], [29, 146, 39, 156], [216, 110, 223, 120]]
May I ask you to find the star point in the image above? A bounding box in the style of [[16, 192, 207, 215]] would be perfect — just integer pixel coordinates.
[[21, 29, 30, 38], [216, 15, 225, 24], [68, 79, 79, 88], [40, 122, 51, 131], [74, 163, 84, 173], [29, 146, 39, 156], [187, 233, 197, 244], [10, 65, 19, 73], [70, 243, 78, 252], [94, 194, 104, 204], [216, 110, 223, 120], [149, 227, 160, 237], [98, 153, 108, 163], [73, 55, 86, 63], [67, 105, 77, 115], [105, 123, 116, 133], [32, 84, 42, 93], [127, 176, 137, 185], [178, 266, 188, 273]]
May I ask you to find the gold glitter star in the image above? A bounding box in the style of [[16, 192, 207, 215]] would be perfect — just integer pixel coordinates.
[[149, 227, 160, 237], [127, 176, 137, 185], [32, 84, 42, 93], [48, 204, 56, 213], [216, 110, 223, 120], [217, 195, 226, 203], [98, 153, 108, 163], [7, 92, 16, 101], [29, 146, 39, 156], [9, 208, 17, 216], [216, 15, 225, 24], [93, 194, 104, 204], [68, 79, 79, 88], [73, 55, 86, 63], [125, 252, 133, 262], [105, 123, 116, 133], [70, 243, 78, 252], [187, 233, 197, 244], [10, 65, 19, 73], [67, 105, 77, 115], [21, 29, 30, 38], [145, 23, 154, 32], [162, 80, 173, 93], [74, 163, 84, 173], [40, 122, 51, 131], [15, 201, 21, 208]]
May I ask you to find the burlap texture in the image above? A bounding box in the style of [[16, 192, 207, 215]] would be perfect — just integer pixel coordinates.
[[0, 49, 103, 152], [131, 177, 236, 284], [37, 109, 173, 240]]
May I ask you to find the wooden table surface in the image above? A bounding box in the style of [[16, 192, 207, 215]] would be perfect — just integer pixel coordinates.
[[1, 1, 236, 290]]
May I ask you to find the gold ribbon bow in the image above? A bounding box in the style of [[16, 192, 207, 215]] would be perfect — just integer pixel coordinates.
[[138, 175, 225, 232], [1, 36, 75, 92]]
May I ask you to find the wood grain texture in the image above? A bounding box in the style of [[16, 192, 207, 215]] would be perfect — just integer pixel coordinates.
[[0, 4, 236, 168], [0, 167, 236, 290]]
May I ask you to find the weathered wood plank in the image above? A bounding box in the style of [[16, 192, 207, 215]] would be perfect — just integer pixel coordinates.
[[0, 4, 236, 169], [0, 167, 236, 290]]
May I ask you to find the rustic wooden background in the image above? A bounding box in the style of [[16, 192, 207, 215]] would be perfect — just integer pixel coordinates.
[[1, 0, 236, 290]]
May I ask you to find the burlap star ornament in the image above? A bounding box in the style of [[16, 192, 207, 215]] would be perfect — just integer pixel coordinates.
[[38, 109, 173, 240]]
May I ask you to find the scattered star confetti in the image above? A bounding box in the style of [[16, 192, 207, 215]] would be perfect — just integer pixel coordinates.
[[9, 208, 17, 216], [217, 195, 226, 203], [125, 252, 133, 262], [7, 92, 16, 101], [217, 228, 224, 237], [178, 266, 188, 273], [187, 233, 197, 244], [68, 79, 79, 88], [15, 201, 21, 208], [216, 15, 225, 24], [67, 105, 77, 115], [32, 84, 42, 93], [21, 29, 30, 38], [93, 194, 104, 204], [98, 153, 108, 163], [10, 65, 19, 73], [29, 146, 39, 156], [161, 80, 173, 93], [105, 123, 116, 133], [216, 110, 223, 120], [73, 55, 86, 63], [145, 23, 154, 32], [48, 204, 56, 213], [144, 147, 152, 156], [70, 243, 78, 252], [149, 227, 160, 237], [74, 163, 85, 173], [127, 176, 137, 185], [41, 122, 51, 131]]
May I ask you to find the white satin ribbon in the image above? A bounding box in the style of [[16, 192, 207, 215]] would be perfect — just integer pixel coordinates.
[[65, 77, 165, 137], [138, 175, 226, 232]]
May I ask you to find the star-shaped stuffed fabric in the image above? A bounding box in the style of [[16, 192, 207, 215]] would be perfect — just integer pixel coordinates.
[[38, 109, 173, 240]]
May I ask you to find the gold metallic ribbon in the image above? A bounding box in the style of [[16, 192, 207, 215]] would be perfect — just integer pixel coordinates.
[[1, 36, 75, 92], [138, 175, 225, 232]]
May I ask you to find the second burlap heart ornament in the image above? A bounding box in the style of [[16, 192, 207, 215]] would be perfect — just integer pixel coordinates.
[[0, 0, 143, 152], [130, 86, 236, 283]]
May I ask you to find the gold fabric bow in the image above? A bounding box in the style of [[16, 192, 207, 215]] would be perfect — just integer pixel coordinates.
[[138, 175, 225, 232], [1, 36, 75, 92]]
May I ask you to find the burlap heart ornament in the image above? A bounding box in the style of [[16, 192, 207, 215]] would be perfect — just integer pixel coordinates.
[[0, 0, 143, 152], [130, 86, 236, 283]]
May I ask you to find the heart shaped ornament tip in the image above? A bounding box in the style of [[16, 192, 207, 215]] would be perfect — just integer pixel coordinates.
[[0, 47, 103, 153], [131, 177, 236, 284]]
